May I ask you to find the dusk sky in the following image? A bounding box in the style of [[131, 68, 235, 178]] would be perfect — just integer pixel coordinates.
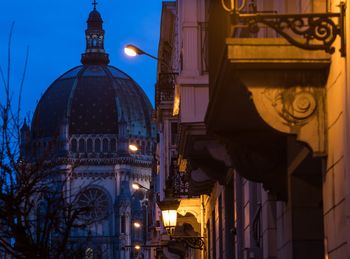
[[0, 0, 163, 119]]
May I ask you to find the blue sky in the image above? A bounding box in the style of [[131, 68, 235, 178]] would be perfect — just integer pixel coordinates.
[[0, 0, 164, 118]]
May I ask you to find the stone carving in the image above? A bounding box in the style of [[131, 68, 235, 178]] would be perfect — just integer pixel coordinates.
[[250, 86, 326, 155], [262, 87, 317, 126], [77, 187, 110, 220]]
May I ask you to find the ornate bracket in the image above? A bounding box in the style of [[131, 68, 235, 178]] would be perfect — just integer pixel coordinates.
[[122, 237, 205, 251], [170, 236, 205, 250], [247, 84, 326, 156], [229, 2, 346, 56]]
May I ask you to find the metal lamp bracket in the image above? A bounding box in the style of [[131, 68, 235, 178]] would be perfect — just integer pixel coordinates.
[[170, 235, 206, 250], [227, 1, 346, 57]]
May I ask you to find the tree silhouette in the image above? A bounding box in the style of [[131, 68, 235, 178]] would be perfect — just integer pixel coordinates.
[[0, 23, 99, 259]]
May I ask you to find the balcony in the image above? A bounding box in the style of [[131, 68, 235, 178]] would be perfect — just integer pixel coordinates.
[[206, 8, 331, 200], [155, 73, 177, 109]]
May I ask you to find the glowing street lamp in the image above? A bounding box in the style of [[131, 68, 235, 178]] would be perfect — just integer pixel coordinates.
[[132, 183, 141, 190], [156, 177, 180, 235], [132, 182, 150, 191], [124, 44, 143, 57], [134, 244, 141, 250], [158, 198, 180, 235], [124, 44, 158, 61], [133, 221, 141, 228], [128, 144, 139, 152]]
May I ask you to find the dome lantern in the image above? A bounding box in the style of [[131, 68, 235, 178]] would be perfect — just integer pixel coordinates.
[[81, 1, 110, 65]]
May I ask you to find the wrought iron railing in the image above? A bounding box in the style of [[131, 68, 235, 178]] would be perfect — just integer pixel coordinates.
[[155, 73, 177, 108], [169, 158, 191, 197]]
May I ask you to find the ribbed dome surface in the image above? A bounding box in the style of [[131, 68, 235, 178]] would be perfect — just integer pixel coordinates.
[[32, 65, 153, 138]]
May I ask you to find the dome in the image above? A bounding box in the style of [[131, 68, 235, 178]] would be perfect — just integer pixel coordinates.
[[31, 8, 154, 143], [32, 64, 154, 139]]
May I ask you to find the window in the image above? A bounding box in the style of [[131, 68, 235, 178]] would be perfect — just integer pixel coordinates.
[[102, 138, 108, 153], [146, 141, 151, 154], [71, 139, 77, 152], [171, 122, 178, 145], [142, 140, 146, 154], [92, 37, 97, 47], [79, 139, 85, 153], [110, 139, 116, 152], [121, 215, 126, 234], [95, 139, 101, 153], [87, 139, 93, 153]]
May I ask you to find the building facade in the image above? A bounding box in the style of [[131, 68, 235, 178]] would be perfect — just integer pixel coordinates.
[[22, 6, 156, 259], [155, 0, 350, 259]]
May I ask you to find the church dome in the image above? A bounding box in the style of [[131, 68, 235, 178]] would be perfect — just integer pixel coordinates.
[[31, 7, 154, 143], [32, 65, 153, 138]]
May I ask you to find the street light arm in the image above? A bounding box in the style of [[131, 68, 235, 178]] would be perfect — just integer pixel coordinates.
[[124, 44, 158, 60], [124, 44, 173, 70], [142, 51, 159, 61], [132, 182, 150, 191]]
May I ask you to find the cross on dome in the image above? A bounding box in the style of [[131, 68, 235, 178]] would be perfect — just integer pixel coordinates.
[[92, 0, 98, 10]]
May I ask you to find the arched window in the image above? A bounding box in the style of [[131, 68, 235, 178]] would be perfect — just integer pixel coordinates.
[[137, 140, 141, 152], [95, 139, 101, 153], [121, 215, 126, 234], [142, 141, 146, 154], [102, 138, 108, 153], [92, 37, 97, 47], [110, 139, 116, 152], [71, 139, 77, 152], [146, 141, 150, 155], [79, 139, 85, 153], [87, 139, 93, 153]]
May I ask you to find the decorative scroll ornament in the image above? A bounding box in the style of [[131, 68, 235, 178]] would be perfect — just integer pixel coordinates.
[[249, 86, 326, 155], [171, 236, 205, 250], [262, 88, 317, 126], [228, 2, 346, 56]]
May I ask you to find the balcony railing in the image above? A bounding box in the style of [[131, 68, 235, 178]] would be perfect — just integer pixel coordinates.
[[169, 158, 192, 198], [155, 73, 177, 108]]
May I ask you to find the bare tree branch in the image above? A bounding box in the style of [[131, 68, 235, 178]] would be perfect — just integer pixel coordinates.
[[0, 25, 100, 258]]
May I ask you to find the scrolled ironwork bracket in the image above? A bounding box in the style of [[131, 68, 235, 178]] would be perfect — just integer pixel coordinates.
[[231, 2, 346, 57], [170, 235, 206, 250]]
